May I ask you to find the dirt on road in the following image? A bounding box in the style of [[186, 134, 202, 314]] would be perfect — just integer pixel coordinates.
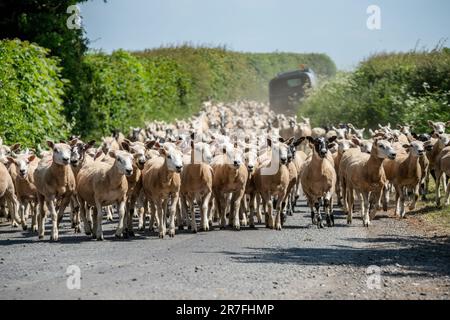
[[0, 199, 449, 300]]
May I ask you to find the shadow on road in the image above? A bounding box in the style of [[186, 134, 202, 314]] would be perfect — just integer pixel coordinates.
[[217, 234, 450, 277]]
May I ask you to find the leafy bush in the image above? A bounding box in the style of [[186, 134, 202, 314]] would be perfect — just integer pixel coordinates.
[[0, 39, 70, 147], [300, 49, 450, 133]]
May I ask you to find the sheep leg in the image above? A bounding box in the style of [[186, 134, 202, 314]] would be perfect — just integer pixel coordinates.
[[435, 170, 442, 207], [255, 193, 263, 224], [409, 184, 420, 211], [231, 190, 244, 231], [444, 180, 450, 206], [260, 192, 273, 228], [115, 200, 127, 239], [324, 192, 333, 227], [215, 192, 227, 230], [346, 188, 354, 225], [168, 194, 179, 237], [92, 202, 104, 241], [179, 195, 188, 231], [105, 206, 114, 221], [175, 198, 184, 230], [31, 202, 38, 232], [37, 195, 46, 239], [188, 196, 197, 233], [200, 192, 211, 231], [314, 200, 324, 229], [157, 199, 166, 238], [363, 192, 371, 227], [275, 192, 286, 231], [47, 198, 59, 241], [19, 200, 28, 231], [149, 200, 159, 233], [239, 196, 248, 227], [249, 193, 256, 228], [79, 201, 92, 236]]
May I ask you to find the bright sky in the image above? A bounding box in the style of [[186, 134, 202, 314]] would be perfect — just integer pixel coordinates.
[[80, 0, 450, 70]]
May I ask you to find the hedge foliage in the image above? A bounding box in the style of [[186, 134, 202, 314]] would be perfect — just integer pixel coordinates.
[[300, 48, 450, 133], [0, 40, 336, 143], [0, 39, 70, 147]]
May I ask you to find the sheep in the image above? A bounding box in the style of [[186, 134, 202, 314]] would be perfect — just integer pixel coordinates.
[[7, 152, 40, 231], [284, 137, 304, 217], [347, 124, 365, 139], [341, 138, 397, 227], [240, 145, 262, 228], [34, 141, 76, 241], [279, 116, 297, 141], [254, 138, 289, 230], [180, 140, 213, 233], [211, 142, 248, 230], [69, 139, 96, 231], [434, 134, 450, 206], [435, 145, 450, 206], [128, 127, 146, 143], [300, 136, 337, 228], [331, 139, 357, 207], [0, 161, 20, 227], [382, 141, 425, 217], [142, 142, 183, 238], [100, 136, 120, 155], [76, 150, 134, 240], [428, 133, 450, 202], [428, 120, 450, 135]]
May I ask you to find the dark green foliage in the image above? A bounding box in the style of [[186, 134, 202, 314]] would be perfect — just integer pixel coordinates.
[[0, 39, 70, 147], [300, 49, 450, 133]]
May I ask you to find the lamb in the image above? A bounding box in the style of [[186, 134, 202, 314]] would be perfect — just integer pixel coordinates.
[[300, 136, 337, 228], [241, 145, 262, 228], [7, 152, 40, 231], [34, 141, 76, 241], [382, 141, 425, 217], [180, 140, 214, 233], [341, 138, 396, 227], [211, 142, 248, 230], [254, 138, 289, 230], [76, 150, 134, 240], [428, 133, 450, 201], [142, 142, 183, 238]]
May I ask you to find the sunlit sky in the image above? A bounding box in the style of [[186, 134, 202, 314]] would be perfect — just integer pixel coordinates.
[[80, 0, 450, 70]]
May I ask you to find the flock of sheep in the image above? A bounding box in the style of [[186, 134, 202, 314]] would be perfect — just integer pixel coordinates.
[[0, 100, 449, 241]]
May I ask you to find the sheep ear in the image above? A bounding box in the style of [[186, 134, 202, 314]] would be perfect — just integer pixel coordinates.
[[145, 140, 156, 150], [69, 139, 79, 147], [94, 149, 104, 160], [121, 141, 130, 152], [294, 137, 305, 147], [411, 132, 418, 139], [6, 157, 15, 164], [267, 138, 272, 148], [86, 140, 96, 149], [159, 148, 167, 156], [190, 141, 194, 149], [60, 140, 67, 144], [46, 141, 55, 149], [428, 120, 434, 127], [278, 137, 285, 143], [328, 136, 338, 144], [108, 151, 117, 159], [402, 144, 411, 149], [351, 138, 361, 146], [28, 155, 36, 162], [446, 121, 450, 127], [306, 136, 314, 144]]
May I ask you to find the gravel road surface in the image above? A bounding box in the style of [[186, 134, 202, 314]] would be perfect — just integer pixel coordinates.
[[1, 199, 449, 300]]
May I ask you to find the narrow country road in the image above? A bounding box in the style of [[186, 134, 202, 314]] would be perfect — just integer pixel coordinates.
[[0, 198, 449, 300]]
